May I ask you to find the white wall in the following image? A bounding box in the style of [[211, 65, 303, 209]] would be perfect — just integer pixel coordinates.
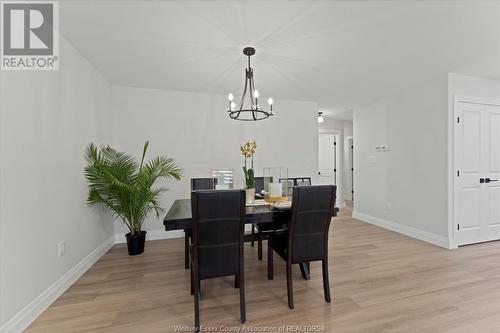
[[447, 73, 500, 246], [112, 86, 319, 239], [0, 37, 114, 331], [353, 75, 450, 248]]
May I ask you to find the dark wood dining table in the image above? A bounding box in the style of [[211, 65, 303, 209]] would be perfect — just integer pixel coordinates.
[[163, 198, 338, 280], [164, 199, 291, 235]]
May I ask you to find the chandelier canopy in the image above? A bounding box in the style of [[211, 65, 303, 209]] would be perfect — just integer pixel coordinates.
[[227, 47, 274, 121]]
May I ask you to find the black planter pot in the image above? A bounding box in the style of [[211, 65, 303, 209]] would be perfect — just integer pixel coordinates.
[[125, 231, 147, 256]]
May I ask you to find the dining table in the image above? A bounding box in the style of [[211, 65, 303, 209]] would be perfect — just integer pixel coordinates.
[[163, 198, 338, 280]]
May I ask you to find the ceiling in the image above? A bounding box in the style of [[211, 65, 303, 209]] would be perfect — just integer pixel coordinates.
[[60, 1, 500, 119]]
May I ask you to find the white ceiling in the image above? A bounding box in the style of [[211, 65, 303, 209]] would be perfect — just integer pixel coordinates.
[[60, 1, 500, 119]]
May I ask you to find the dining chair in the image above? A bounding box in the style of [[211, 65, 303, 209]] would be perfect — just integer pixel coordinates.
[[190, 190, 246, 331], [293, 177, 312, 186], [191, 177, 217, 191], [251, 177, 265, 249], [254, 176, 265, 194], [267, 185, 336, 309], [183, 178, 218, 269], [252, 176, 277, 258]]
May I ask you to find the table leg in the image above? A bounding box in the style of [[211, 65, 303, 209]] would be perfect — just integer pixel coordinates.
[[184, 230, 190, 269], [258, 240, 263, 260]]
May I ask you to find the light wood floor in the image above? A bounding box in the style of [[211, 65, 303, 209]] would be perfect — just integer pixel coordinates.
[[26, 208, 500, 333]]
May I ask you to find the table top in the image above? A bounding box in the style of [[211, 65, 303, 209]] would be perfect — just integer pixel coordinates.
[[164, 198, 338, 231], [163, 199, 292, 231]]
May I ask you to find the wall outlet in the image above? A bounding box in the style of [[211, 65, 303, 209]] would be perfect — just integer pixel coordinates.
[[386, 202, 393, 210], [58, 240, 66, 257]]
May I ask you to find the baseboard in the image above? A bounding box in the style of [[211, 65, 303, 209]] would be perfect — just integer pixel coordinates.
[[352, 211, 451, 249], [0, 235, 115, 333], [114, 229, 184, 244]]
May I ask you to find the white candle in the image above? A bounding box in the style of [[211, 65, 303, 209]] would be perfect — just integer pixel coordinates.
[[269, 182, 282, 197]]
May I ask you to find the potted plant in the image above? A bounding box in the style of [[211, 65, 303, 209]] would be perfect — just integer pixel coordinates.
[[240, 140, 257, 204], [84, 141, 182, 255]]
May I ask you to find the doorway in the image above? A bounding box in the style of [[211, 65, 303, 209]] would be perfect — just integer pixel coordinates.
[[319, 133, 340, 186], [453, 97, 500, 246], [318, 133, 345, 207]]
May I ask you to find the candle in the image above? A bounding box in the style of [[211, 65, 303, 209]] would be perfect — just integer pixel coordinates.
[[269, 182, 282, 198]]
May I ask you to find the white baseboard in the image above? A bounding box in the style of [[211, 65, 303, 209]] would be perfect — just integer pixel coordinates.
[[352, 211, 451, 249], [0, 236, 115, 333], [114, 229, 184, 244]]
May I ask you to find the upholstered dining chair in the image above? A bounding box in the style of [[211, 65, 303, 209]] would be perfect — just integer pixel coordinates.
[[190, 177, 217, 191], [183, 178, 217, 269], [190, 190, 246, 331], [267, 185, 336, 309]]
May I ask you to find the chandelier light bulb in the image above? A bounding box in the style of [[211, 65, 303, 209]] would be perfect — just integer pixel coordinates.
[[228, 93, 234, 101], [267, 98, 273, 105], [253, 90, 259, 98]]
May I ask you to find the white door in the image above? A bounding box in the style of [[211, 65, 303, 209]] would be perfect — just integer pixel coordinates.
[[319, 134, 337, 185], [455, 102, 500, 245]]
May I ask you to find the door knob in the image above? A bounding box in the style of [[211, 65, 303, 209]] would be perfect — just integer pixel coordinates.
[[485, 178, 499, 183]]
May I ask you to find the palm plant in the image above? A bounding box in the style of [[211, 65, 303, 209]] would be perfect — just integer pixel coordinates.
[[84, 141, 182, 235]]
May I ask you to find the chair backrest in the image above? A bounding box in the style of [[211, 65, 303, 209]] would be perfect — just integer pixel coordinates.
[[254, 176, 273, 194], [288, 185, 336, 264], [293, 177, 311, 186], [191, 177, 217, 191], [191, 190, 246, 279]]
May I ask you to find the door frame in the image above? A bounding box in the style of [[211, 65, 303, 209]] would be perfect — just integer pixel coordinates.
[[345, 136, 354, 201], [449, 95, 500, 248]]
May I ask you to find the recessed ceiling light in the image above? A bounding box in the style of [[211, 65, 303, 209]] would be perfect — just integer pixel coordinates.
[[318, 112, 324, 123]]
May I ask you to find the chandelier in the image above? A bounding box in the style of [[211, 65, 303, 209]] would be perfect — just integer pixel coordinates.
[[227, 47, 274, 121]]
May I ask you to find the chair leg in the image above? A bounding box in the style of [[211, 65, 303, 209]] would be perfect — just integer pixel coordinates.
[[251, 225, 255, 247], [193, 272, 200, 332], [239, 273, 246, 323], [235, 275, 239, 288], [286, 263, 294, 309], [190, 266, 194, 295], [258, 240, 263, 260], [322, 259, 331, 303], [184, 231, 190, 269], [267, 243, 273, 280]]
